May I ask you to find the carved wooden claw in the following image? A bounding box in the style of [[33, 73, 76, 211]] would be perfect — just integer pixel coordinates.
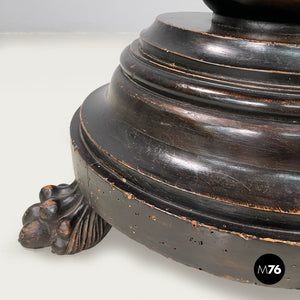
[[19, 181, 111, 255]]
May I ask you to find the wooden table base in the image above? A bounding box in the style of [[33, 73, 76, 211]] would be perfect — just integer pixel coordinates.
[[19, 2, 300, 289]]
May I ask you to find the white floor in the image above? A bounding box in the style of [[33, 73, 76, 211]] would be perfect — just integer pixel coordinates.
[[0, 33, 299, 300]]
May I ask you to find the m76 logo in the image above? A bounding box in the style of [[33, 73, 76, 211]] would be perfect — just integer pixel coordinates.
[[254, 254, 285, 285], [257, 265, 282, 275]]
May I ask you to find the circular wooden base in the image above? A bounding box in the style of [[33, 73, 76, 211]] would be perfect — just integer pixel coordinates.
[[19, 10, 300, 289], [70, 86, 300, 289]]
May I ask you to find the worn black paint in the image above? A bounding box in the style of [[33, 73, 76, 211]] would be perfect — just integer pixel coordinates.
[[19, 4, 300, 289]]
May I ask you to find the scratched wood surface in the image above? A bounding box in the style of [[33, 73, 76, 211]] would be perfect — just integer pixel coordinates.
[[71, 11, 300, 288], [18, 3, 300, 288]]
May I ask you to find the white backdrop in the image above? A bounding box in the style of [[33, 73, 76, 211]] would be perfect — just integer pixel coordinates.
[[0, 0, 210, 32]]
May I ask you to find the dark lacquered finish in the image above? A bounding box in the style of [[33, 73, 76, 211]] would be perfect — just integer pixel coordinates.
[[74, 12, 299, 288], [19, 0, 300, 289]]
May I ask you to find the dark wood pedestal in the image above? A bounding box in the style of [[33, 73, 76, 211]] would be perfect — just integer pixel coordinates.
[[19, 1, 300, 289]]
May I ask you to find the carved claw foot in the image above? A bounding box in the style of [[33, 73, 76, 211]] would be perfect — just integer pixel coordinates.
[[19, 181, 111, 255]]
